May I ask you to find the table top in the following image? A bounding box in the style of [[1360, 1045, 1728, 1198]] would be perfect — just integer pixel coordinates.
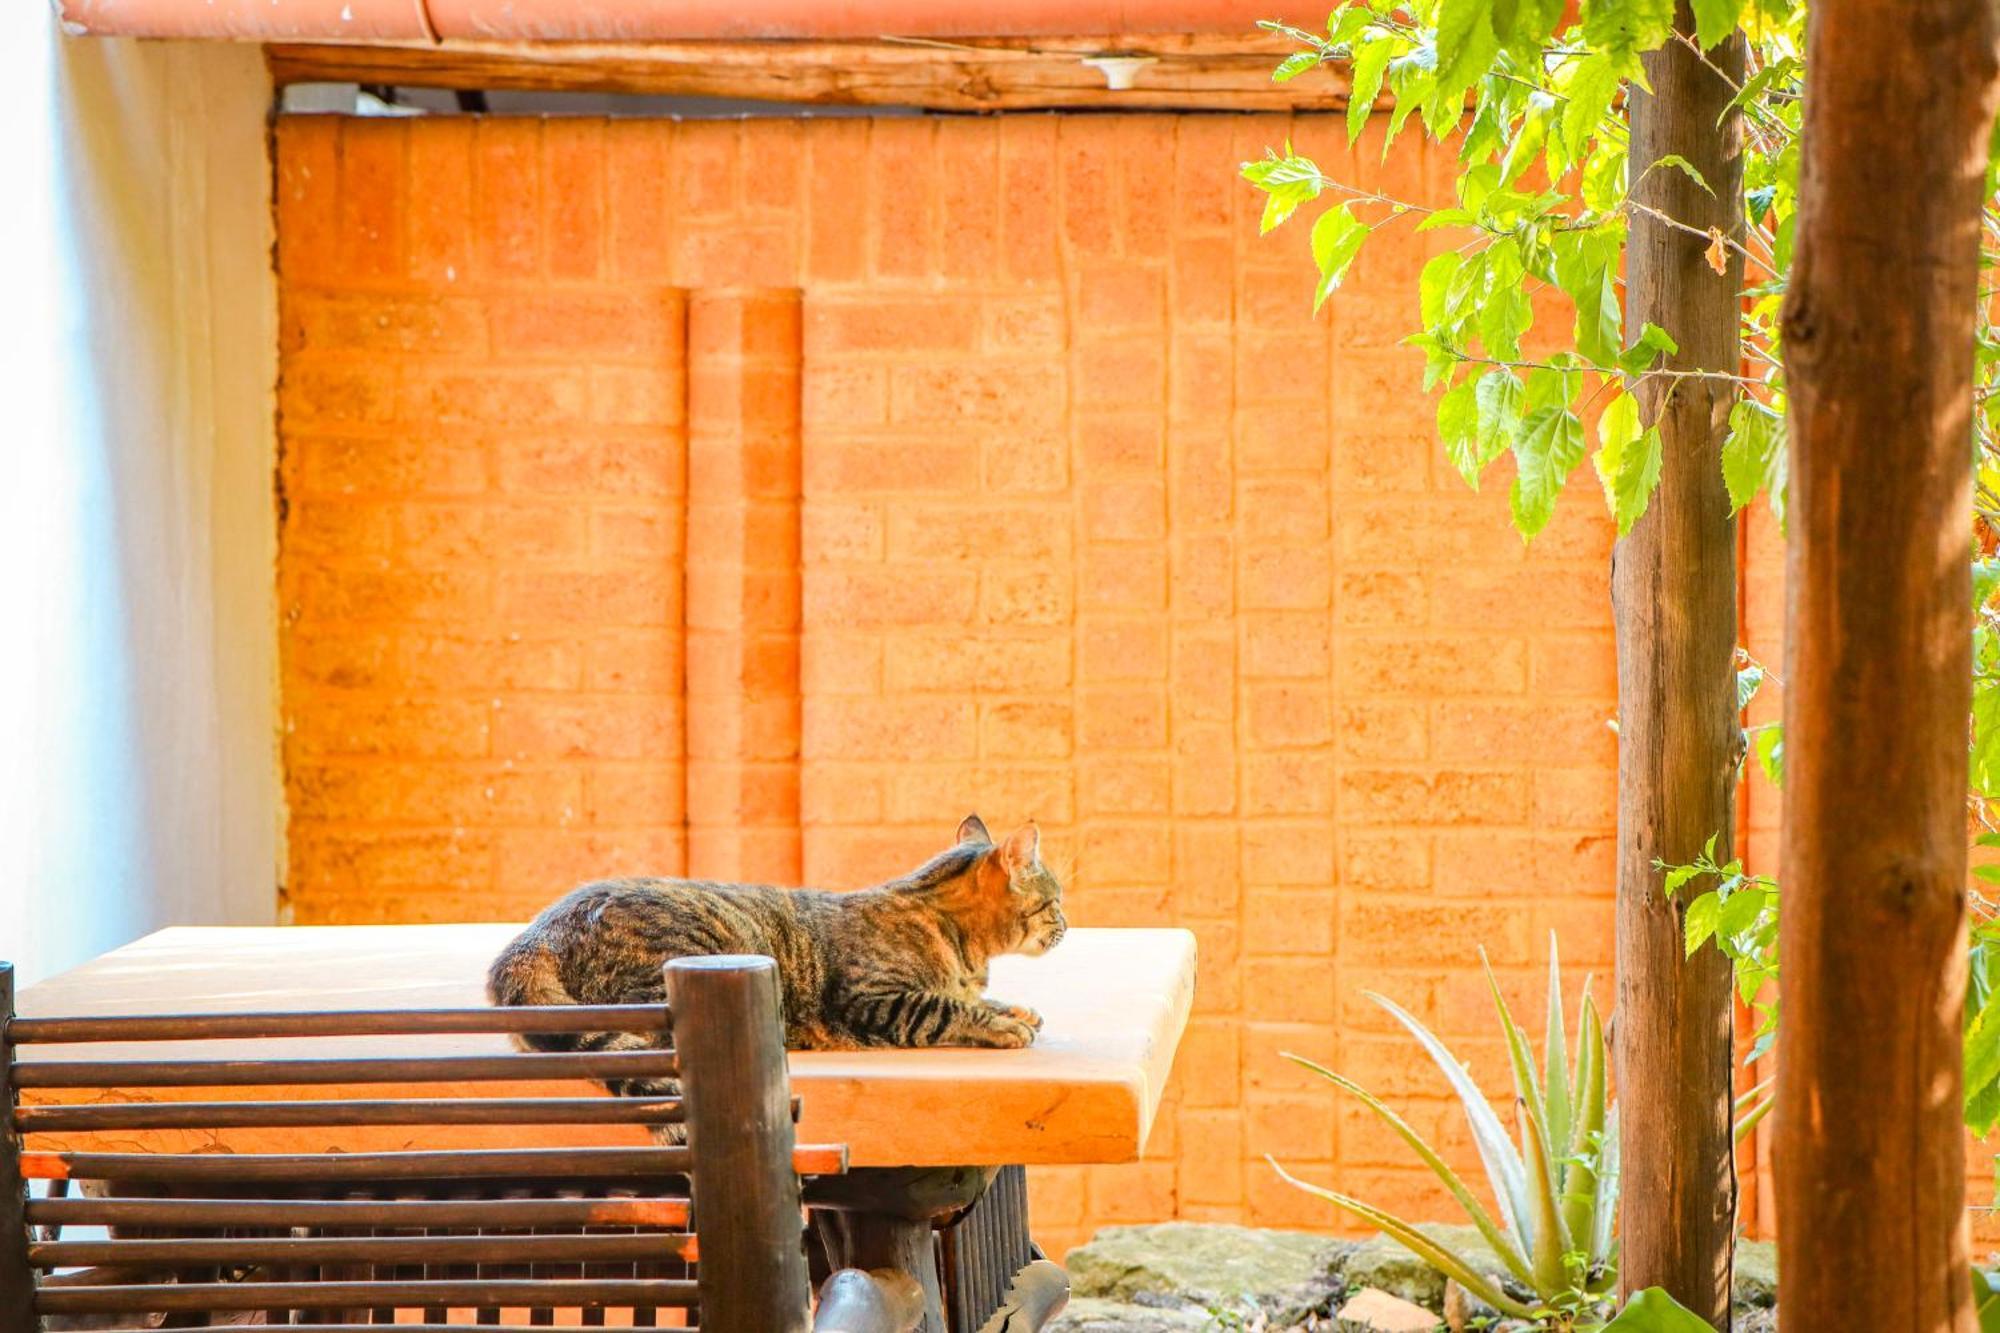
[[13, 924, 1196, 1168]]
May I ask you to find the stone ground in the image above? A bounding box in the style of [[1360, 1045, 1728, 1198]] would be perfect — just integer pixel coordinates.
[[1050, 1222, 1781, 1332]]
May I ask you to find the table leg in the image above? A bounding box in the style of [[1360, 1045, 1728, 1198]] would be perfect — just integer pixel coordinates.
[[937, 1165, 1037, 1331], [806, 1167, 995, 1333]]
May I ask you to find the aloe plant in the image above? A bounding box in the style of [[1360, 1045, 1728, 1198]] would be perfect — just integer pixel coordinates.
[[1269, 935, 1616, 1325]]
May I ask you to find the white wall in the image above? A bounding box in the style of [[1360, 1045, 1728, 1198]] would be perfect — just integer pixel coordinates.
[[0, 28, 281, 987]]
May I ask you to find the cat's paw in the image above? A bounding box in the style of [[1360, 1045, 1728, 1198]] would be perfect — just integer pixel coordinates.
[[981, 1014, 1038, 1049], [990, 1001, 1043, 1030]]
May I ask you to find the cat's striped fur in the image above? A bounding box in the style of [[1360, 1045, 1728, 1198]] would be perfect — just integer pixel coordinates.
[[488, 817, 1066, 1100]]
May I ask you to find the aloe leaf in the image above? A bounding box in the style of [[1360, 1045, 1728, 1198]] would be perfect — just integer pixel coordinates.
[[1562, 995, 1607, 1257], [1543, 935, 1572, 1189], [1369, 991, 1532, 1241], [1484, 952, 1546, 1113], [1733, 1075, 1774, 1118], [1516, 1092, 1575, 1295], [1267, 1157, 1537, 1319], [1593, 1103, 1621, 1262], [1734, 1093, 1774, 1144], [1283, 1052, 1534, 1286]]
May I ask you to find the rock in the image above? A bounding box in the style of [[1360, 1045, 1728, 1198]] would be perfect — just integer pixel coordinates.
[[1066, 1221, 1352, 1322], [1733, 1238, 1778, 1309], [1735, 1308, 1778, 1333], [1342, 1226, 1507, 1312], [1337, 1287, 1444, 1332], [1442, 1277, 1498, 1332], [1046, 1297, 1211, 1332]]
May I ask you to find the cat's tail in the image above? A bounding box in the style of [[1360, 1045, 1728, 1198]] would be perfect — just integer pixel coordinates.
[[487, 935, 682, 1123], [486, 936, 588, 1052]]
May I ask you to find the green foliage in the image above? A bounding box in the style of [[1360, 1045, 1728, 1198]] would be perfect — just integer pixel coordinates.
[[1242, 0, 1804, 541], [1272, 936, 1617, 1324], [1597, 1288, 1723, 1332], [1248, 0, 2000, 1193]]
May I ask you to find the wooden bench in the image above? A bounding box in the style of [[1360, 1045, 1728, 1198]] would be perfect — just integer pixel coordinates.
[[0, 954, 1063, 1333]]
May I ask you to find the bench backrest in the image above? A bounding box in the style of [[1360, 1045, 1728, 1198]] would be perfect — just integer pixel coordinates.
[[0, 953, 833, 1333]]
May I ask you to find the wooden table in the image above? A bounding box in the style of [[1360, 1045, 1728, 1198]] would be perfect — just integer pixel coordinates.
[[15, 924, 1197, 1331]]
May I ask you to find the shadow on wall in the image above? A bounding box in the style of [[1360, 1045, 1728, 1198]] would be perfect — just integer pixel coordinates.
[[0, 27, 282, 984]]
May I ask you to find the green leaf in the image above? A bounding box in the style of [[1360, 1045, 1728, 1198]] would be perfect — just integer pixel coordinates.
[[1479, 238, 1532, 361], [1648, 153, 1717, 196], [1420, 251, 1465, 332], [1684, 891, 1721, 957], [1433, 0, 1500, 128], [1592, 392, 1662, 536], [1582, 144, 1628, 214], [1619, 321, 1680, 374], [1368, 992, 1532, 1242], [1310, 204, 1371, 309], [1560, 51, 1621, 160], [1721, 399, 1785, 515], [1438, 378, 1484, 487], [1469, 369, 1525, 489], [1582, 0, 1677, 58], [1662, 863, 1702, 897], [1510, 405, 1586, 539], [1282, 1053, 1535, 1286], [1267, 1160, 1537, 1319], [1241, 152, 1325, 234], [1347, 34, 1396, 145], [1974, 1267, 2000, 1333], [1603, 1287, 1731, 1332], [1753, 727, 1784, 787], [1689, 0, 1743, 49], [1969, 994, 2000, 1137], [1272, 50, 1324, 82]]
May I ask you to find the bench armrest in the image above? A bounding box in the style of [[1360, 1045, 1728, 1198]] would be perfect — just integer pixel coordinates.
[[813, 1268, 924, 1333]]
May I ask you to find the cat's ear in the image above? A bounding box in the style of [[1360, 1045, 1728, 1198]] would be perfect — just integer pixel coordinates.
[[1000, 822, 1041, 875], [956, 814, 992, 846]]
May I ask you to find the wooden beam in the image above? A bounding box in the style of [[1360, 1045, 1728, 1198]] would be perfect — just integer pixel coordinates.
[[265, 33, 1356, 111]]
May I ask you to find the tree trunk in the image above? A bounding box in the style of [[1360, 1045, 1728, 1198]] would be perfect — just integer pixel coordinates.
[[1614, 9, 1746, 1325], [1775, 3, 2000, 1330]]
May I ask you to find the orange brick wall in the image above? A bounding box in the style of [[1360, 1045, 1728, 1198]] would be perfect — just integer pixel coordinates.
[[274, 111, 1690, 1255]]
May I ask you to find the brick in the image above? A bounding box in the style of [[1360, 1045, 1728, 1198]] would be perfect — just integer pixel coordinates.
[[886, 506, 1070, 562], [337, 121, 407, 281], [489, 292, 682, 358], [1081, 479, 1166, 543], [492, 696, 681, 761], [807, 298, 976, 355], [806, 440, 978, 494], [284, 294, 486, 356], [275, 117, 340, 282], [1248, 684, 1331, 748], [606, 120, 673, 281], [472, 119, 542, 278], [1334, 702, 1429, 762], [1077, 687, 1168, 751], [804, 699, 976, 762], [806, 120, 869, 282], [1432, 700, 1616, 765], [807, 570, 976, 628], [980, 569, 1071, 627], [1241, 547, 1331, 611], [1079, 619, 1168, 682], [882, 635, 1071, 695], [1243, 615, 1331, 679], [1079, 548, 1166, 612], [1244, 890, 1336, 957], [982, 702, 1073, 759], [1243, 752, 1335, 816], [542, 118, 607, 280], [1338, 769, 1530, 827], [1079, 757, 1170, 817], [1341, 634, 1527, 695], [1241, 823, 1335, 886], [984, 432, 1071, 494]]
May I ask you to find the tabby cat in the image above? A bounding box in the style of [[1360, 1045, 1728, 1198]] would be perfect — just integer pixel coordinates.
[[487, 816, 1066, 1079]]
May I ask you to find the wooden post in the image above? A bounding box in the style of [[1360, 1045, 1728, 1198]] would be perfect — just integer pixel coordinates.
[[664, 955, 810, 1333], [1614, 4, 1746, 1323], [1775, 2, 2000, 1330], [1, 964, 38, 1333]]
